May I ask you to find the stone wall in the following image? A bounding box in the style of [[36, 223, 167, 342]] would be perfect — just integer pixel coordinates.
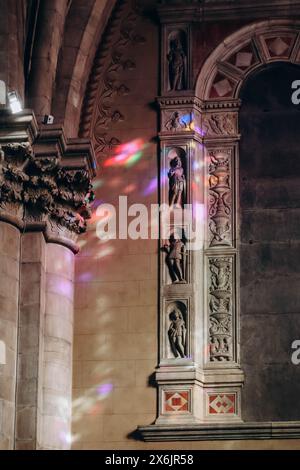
[[73, 3, 159, 449]]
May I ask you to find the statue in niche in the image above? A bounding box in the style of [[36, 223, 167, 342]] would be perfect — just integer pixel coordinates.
[[168, 152, 186, 208], [164, 232, 187, 283], [167, 34, 186, 91], [168, 307, 186, 358]]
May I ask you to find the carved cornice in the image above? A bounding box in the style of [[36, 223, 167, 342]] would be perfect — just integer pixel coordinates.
[[157, 96, 241, 110], [0, 111, 96, 253], [157, 1, 300, 23], [157, 95, 203, 110], [138, 421, 300, 442]]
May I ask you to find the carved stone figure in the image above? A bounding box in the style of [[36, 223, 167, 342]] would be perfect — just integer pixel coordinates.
[[164, 111, 186, 131], [168, 307, 186, 358], [168, 152, 186, 208], [167, 36, 186, 91], [203, 113, 236, 136], [164, 233, 186, 283]]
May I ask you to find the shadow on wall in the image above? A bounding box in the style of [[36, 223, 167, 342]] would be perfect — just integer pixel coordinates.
[[239, 62, 300, 422]]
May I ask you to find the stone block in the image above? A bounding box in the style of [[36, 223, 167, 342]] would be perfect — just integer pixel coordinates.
[[46, 274, 74, 302], [21, 232, 45, 264], [0, 222, 20, 259], [44, 362, 71, 394], [45, 314, 73, 344]]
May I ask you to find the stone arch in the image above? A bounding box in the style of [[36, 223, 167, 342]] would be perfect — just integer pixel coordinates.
[[194, 19, 300, 422], [196, 19, 300, 100]]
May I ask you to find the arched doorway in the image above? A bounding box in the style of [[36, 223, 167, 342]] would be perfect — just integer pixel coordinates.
[[239, 62, 300, 421], [195, 20, 300, 423]]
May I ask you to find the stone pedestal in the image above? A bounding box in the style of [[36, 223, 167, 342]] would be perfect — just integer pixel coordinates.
[[0, 109, 96, 449]]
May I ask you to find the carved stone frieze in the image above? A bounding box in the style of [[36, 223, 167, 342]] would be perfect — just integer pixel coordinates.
[[202, 112, 237, 137], [163, 110, 191, 132], [208, 149, 232, 247], [208, 257, 233, 362]]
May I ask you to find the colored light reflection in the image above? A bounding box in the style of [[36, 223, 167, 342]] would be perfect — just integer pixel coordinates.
[[104, 138, 145, 168], [92, 179, 104, 190], [179, 113, 192, 128], [77, 272, 93, 282], [143, 176, 157, 196], [97, 383, 113, 397]]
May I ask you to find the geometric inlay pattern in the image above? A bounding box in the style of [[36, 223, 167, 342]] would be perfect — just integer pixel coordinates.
[[212, 78, 233, 97], [209, 394, 235, 414], [268, 37, 290, 56], [165, 391, 189, 412], [235, 51, 253, 68]]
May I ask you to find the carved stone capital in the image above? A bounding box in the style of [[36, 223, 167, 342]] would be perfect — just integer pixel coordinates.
[[0, 111, 96, 253]]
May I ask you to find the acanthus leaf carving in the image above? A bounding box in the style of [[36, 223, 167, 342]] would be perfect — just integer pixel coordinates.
[[0, 143, 94, 235]]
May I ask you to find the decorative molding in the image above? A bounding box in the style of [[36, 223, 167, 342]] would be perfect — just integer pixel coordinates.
[[157, 1, 300, 23], [208, 393, 236, 415], [196, 21, 300, 100], [138, 421, 300, 442], [208, 148, 232, 247], [157, 95, 203, 109], [80, 0, 146, 158], [164, 390, 190, 413]]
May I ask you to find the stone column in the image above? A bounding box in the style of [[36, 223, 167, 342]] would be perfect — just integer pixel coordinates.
[[0, 222, 20, 449], [40, 242, 74, 450], [0, 111, 37, 449], [0, 110, 96, 450]]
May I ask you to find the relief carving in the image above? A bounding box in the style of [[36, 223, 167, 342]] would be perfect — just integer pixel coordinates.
[[164, 111, 188, 131], [202, 113, 237, 136], [168, 148, 186, 208], [167, 301, 187, 358], [208, 149, 232, 246], [209, 257, 233, 362], [164, 232, 187, 284], [80, 2, 146, 156]]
